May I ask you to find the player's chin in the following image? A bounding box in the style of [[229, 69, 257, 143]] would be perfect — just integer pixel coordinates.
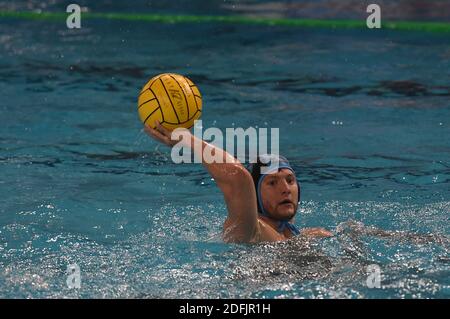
[[277, 205, 296, 219]]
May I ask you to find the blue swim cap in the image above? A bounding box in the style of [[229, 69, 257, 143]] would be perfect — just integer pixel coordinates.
[[248, 154, 300, 235]]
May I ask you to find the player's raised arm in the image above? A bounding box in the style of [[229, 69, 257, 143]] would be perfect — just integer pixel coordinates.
[[144, 122, 260, 243]]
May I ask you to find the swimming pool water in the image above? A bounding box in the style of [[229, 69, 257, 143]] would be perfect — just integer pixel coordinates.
[[0, 1, 449, 298]]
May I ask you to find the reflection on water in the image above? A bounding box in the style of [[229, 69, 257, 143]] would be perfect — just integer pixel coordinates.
[[1, 200, 448, 298]]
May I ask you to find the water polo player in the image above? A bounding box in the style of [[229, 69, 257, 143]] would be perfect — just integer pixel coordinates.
[[145, 122, 332, 243]]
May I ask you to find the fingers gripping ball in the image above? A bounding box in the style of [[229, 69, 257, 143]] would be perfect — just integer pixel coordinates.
[[137, 73, 202, 130]]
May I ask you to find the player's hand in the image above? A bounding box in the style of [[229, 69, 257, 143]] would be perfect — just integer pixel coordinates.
[[144, 121, 191, 147]]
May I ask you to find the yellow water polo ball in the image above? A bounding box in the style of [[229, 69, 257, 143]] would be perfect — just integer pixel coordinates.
[[137, 73, 202, 130]]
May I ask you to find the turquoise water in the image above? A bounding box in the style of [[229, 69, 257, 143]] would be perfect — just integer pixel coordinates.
[[0, 1, 449, 298]]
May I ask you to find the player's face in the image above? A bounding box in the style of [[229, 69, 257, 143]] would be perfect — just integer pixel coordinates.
[[260, 169, 299, 220]]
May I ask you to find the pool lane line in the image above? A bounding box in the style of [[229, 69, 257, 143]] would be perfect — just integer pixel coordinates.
[[1, 11, 450, 33]]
